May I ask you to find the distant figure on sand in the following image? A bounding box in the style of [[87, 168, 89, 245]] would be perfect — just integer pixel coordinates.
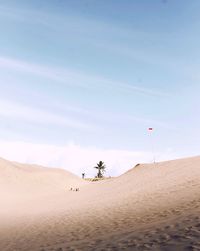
[[69, 187, 79, 191], [82, 173, 85, 179]]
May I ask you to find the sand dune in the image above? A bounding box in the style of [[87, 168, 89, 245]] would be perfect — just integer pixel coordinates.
[[0, 157, 86, 218], [0, 157, 85, 194], [0, 156, 200, 250]]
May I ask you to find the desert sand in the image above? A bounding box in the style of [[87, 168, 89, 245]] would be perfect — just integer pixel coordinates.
[[0, 156, 200, 251]]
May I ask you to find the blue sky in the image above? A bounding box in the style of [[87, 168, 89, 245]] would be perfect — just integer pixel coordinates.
[[0, 0, 200, 176]]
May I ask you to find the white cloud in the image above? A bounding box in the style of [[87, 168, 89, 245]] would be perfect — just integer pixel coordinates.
[[0, 99, 94, 130], [0, 56, 89, 88], [0, 140, 179, 177]]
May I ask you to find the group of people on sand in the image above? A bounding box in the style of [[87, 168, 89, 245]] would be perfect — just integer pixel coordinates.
[[69, 187, 79, 192]]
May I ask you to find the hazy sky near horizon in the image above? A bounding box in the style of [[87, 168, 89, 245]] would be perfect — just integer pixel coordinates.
[[0, 0, 200, 176]]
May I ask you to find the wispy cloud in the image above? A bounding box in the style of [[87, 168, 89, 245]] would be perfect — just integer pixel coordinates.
[[96, 41, 200, 84], [104, 80, 170, 98], [0, 99, 94, 130], [124, 115, 175, 130], [0, 4, 162, 41], [0, 56, 91, 88], [0, 56, 168, 97], [0, 4, 194, 85], [0, 4, 170, 97]]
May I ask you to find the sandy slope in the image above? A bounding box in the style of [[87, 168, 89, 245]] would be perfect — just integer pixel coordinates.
[[0, 156, 200, 251], [0, 157, 85, 191]]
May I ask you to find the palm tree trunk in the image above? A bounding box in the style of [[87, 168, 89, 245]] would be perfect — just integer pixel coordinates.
[[98, 168, 101, 178]]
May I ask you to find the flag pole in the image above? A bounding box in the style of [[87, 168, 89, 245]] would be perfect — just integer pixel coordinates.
[[148, 127, 156, 164]]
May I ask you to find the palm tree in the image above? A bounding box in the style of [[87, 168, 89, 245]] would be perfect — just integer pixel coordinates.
[[94, 161, 106, 178]]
